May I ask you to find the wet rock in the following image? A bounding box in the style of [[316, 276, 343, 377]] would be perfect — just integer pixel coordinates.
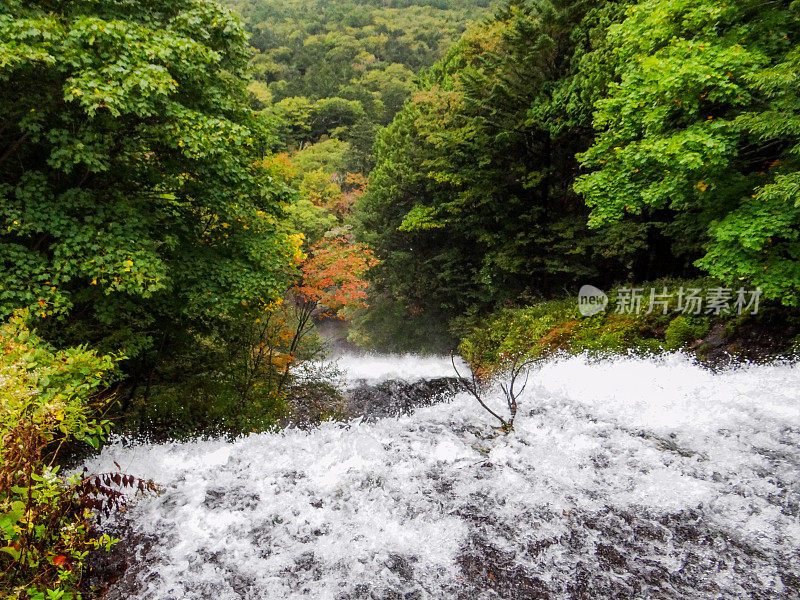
[[342, 377, 460, 421], [457, 535, 550, 599], [85, 519, 156, 599], [697, 308, 799, 366]]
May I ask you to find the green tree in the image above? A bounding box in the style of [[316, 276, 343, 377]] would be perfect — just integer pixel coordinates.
[[270, 96, 315, 148], [354, 0, 639, 349], [0, 0, 298, 360], [292, 139, 352, 174], [285, 198, 338, 245], [309, 97, 365, 140], [575, 0, 800, 305]]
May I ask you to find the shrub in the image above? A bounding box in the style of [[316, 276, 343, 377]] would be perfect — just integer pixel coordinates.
[[116, 301, 341, 439], [0, 313, 126, 599], [664, 316, 711, 350], [459, 280, 742, 374]]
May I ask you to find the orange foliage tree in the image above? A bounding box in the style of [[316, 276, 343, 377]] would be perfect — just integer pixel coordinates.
[[238, 152, 377, 407], [237, 236, 378, 403], [294, 235, 379, 318]]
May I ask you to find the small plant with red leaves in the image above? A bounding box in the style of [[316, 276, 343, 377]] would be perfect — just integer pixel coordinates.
[[0, 312, 155, 599]]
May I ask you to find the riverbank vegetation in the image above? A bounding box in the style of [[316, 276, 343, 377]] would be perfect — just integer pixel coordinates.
[[1, 313, 122, 598], [459, 280, 800, 377]]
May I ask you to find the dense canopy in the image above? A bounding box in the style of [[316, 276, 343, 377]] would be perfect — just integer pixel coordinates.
[[0, 0, 298, 357], [354, 0, 800, 349]]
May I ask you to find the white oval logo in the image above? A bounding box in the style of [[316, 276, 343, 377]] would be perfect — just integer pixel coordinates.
[[578, 285, 608, 317]]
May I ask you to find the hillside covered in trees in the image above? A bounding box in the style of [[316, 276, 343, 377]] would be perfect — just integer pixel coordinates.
[[224, 0, 493, 170], [354, 0, 800, 351]]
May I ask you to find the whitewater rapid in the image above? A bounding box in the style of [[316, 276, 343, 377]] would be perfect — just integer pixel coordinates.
[[84, 353, 800, 599]]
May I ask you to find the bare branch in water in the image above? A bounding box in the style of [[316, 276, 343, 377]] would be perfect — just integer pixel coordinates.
[[452, 351, 535, 433], [451, 351, 509, 430]]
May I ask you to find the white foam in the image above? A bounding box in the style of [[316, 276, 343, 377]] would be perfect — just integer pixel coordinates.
[[82, 353, 800, 599], [331, 352, 464, 384]]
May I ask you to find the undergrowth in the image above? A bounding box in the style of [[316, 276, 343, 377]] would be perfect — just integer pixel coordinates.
[[459, 278, 798, 374], [0, 312, 150, 599]]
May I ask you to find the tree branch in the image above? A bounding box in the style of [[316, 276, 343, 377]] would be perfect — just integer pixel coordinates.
[[451, 351, 509, 429]]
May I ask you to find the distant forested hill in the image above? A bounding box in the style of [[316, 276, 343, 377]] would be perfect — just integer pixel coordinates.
[[222, 0, 493, 169], [225, 0, 492, 102]]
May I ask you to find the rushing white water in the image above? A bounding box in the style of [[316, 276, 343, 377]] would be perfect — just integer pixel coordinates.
[[84, 353, 800, 599], [325, 351, 466, 386]]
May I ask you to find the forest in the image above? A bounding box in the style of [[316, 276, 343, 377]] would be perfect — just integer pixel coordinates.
[[356, 0, 800, 351], [1, 0, 799, 598]]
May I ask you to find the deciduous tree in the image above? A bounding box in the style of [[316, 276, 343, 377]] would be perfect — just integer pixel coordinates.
[[0, 0, 298, 360]]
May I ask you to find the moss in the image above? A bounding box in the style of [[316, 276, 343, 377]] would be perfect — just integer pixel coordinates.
[[570, 314, 641, 352], [458, 278, 788, 373], [723, 315, 748, 338], [664, 316, 711, 350]]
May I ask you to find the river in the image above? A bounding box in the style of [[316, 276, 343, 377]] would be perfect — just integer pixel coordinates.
[[83, 352, 800, 599]]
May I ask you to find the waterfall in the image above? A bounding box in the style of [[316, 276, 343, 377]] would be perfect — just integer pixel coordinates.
[[82, 353, 800, 599]]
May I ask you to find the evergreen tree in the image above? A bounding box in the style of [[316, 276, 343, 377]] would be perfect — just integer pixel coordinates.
[[354, 0, 638, 349]]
